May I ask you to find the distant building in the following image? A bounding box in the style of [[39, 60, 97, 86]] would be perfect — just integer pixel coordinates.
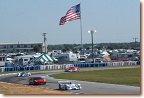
[[110, 49, 140, 61], [0, 42, 46, 53], [14, 53, 42, 66], [51, 50, 62, 56], [0, 55, 6, 67], [16, 55, 34, 66], [54, 52, 78, 64]]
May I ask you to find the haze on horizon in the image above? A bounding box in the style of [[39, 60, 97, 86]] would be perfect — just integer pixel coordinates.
[[0, 0, 140, 45]]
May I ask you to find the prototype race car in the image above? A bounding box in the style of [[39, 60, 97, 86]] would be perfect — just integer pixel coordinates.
[[17, 72, 31, 77], [29, 77, 46, 85], [65, 67, 80, 72], [58, 81, 81, 90]]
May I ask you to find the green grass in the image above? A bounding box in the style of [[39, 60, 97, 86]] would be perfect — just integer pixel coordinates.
[[50, 68, 140, 87]]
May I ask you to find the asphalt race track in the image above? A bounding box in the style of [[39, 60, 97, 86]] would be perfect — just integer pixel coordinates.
[[0, 66, 140, 94]]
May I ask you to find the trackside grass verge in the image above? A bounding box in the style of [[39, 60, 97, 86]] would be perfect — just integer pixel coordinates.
[[50, 68, 140, 87], [0, 82, 72, 95]]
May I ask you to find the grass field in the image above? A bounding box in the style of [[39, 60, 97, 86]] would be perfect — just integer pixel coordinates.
[[50, 68, 140, 87]]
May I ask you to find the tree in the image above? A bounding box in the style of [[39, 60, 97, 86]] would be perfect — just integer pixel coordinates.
[[11, 48, 16, 53], [72, 48, 78, 53], [66, 48, 70, 52], [97, 46, 102, 50], [62, 49, 67, 53], [33, 45, 40, 53], [86, 47, 90, 50]]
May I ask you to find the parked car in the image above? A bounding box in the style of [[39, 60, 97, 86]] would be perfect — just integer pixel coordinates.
[[65, 67, 80, 72], [29, 77, 46, 85], [58, 81, 81, 90], [17, 72, 31, 77]]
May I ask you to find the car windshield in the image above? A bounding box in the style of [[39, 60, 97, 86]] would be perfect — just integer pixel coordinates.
[[60, 82, 73, 84], [33, 77, 43, 80]]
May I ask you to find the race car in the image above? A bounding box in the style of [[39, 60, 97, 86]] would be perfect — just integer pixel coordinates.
[[17, 72, 31, 77], [58, 81, 81, 90], [65, 67, 80, 72], [29, 77, 46, 85]]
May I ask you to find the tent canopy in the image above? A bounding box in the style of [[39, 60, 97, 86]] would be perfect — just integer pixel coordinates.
[[31, 54, 57, 63]]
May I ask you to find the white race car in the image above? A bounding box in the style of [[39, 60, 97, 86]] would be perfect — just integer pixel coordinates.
[[17, 72, 31, 77], [58, 81, 81, 90]]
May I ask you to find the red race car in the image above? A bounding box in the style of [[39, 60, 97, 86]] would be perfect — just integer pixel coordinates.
[[29, 77, 46, 85], [65, 67, 80, 72]]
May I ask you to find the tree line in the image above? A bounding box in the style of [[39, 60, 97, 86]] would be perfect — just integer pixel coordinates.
[[47, 42, 140, 52], [0, 42, 139, 53]]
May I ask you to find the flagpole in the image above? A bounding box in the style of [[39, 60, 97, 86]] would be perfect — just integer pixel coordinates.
[[80, 3, 83, 55]]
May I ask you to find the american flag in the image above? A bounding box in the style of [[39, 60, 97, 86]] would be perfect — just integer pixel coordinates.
[[59, 4, 80, 25]]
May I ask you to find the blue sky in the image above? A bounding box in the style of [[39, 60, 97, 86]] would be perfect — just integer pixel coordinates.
[[0, 0, 140, 45]]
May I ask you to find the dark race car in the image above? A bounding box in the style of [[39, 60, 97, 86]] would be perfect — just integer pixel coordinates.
[[29, 77, 46, 85], [65, 67, 80, 72]]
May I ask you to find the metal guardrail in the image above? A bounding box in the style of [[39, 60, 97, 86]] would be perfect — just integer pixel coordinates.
[[39, 64, 74, 70], [0, 64, 74, 72], [74, 61, 138, 68], [3, 66, 41, 72], [74, 63, 108, 67], [0, 61, 139, 72], [107, 61, 137, 66]]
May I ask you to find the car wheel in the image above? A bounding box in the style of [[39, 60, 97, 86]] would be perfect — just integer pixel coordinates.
[[73, 69, 76, 72], [59, 85, 61, 90], [64, 85, 67, 90], [29, 82, 32, 85]]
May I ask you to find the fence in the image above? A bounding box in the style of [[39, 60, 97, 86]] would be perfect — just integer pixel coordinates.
[[0, 61, 140, 72], [0, 64, 74, 72], [40, 64, 74, 70], [74, 63, 108, 67], [107, 61, 138, 66], [74, 61, 138, 68], [3, 66, 41, 72]]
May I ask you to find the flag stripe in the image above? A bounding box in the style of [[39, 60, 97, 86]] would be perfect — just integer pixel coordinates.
[[59, 4, 80, 25]]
